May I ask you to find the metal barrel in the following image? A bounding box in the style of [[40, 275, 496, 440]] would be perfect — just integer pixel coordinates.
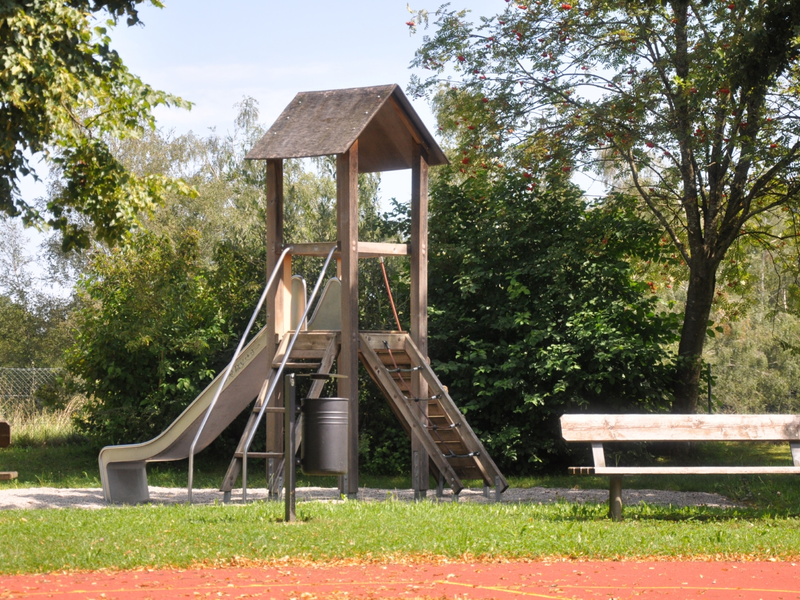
[[301, 397, 348, 476]]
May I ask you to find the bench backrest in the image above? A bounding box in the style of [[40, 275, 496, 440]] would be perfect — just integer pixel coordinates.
[[560, 414, 800, 442], [0, 421, 9, 448]]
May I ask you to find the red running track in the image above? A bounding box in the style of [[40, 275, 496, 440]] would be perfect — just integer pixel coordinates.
[[2, 561, 800, 599]]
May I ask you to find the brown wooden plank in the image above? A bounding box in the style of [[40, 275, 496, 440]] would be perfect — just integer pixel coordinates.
[[272, 362, 322, 370], [307, 335, 340, 399], [359, 334, 463, 493], [265, 160, 285, 456], [289, 242, 338, 257], [291, 242, 412, 258], [338, 142, 360, 496], [273, 332, 336, 362], [234, 452, 284, 459], [361, 332, 407, 352], [403, 336, 508, 491], [389, 95, 424, 146], [0, 472, 17, 481], [595, 466, 800, 475], [568, 466, 596, 475], [560, 414, 800, 442], [357, 242, 411, 258], [0, 421, 9, 448]]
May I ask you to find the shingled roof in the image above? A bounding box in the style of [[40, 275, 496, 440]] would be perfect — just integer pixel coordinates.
[[245, 84, 448, 173]]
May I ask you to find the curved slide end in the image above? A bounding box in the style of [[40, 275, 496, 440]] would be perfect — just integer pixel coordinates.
[[99, 327, 271, 504]]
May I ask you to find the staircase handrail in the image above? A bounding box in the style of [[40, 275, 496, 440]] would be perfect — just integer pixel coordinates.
[[187, 245, 293, 503], [241, 244, 338, 501]]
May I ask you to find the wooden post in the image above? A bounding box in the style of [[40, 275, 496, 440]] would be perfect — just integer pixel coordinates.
[[609, 475, 623, 522], [266, 159, 286, 461], [410, 144, 429, 498], [337, 141, 359, 498]]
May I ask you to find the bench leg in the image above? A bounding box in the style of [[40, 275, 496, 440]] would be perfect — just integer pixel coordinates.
[[608, 475, 623, 522]]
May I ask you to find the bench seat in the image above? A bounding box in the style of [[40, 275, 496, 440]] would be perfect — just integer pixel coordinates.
[[561, 414, 800, 520], [570, 465, 800, 475]]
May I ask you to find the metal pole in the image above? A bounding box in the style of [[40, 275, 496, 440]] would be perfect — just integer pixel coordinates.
[[187, 245, 292, 503], [707, 363, 712, 414], [284, 373, 296, 523], [242, 245, 336, 501]]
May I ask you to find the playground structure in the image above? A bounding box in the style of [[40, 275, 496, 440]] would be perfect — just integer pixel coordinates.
[[99, 84, 508, 504]]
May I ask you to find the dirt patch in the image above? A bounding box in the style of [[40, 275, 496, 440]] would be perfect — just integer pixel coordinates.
[[0, 485, 740, 510]]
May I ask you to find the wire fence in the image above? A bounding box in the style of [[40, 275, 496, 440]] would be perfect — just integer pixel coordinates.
[[0, 367, 62, 404]]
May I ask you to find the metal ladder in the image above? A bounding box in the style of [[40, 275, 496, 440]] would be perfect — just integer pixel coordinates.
[[219, 332, 340, 501], [187, 245, 337, 503]]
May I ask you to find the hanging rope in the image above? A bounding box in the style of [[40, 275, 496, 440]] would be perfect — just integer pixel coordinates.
[[379, 256, 403, 332]]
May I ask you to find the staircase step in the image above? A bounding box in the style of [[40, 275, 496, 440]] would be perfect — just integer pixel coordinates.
[[234, 452, 284, 459]]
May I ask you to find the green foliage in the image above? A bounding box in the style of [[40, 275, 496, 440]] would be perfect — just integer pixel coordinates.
[[1, 0, 191, 249], [0, 295, 72, 368], [0, 218, 74, 368], [409, 0, 800, 412], [67, 230, 230, 446], [427, 170, 679, 472]]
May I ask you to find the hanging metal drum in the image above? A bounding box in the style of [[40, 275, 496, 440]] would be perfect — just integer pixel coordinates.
[[301, 397, 348, 476]]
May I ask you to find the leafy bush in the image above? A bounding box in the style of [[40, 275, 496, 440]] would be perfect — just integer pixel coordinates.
[[68, 230, 231, 447], [427, 172, 679, 473]]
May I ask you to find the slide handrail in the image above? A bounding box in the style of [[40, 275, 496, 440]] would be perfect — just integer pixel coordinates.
[[187, 245, 293, 503], [241, 244, 338, 501]]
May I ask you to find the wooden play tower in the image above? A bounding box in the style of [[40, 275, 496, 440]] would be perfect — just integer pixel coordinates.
[[226, 84, 507, 499]]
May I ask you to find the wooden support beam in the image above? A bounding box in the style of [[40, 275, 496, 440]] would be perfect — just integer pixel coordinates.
[[266, 159, 285, 456], [410, 144, 429, 497], [357, 242, 411, 258], [337, 140, 360, 497], [388, 96, 424, 147], [288, 242, 410, 258]]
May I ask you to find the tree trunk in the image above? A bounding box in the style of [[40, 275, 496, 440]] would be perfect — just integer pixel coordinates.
[[673, 262, 717, 413]]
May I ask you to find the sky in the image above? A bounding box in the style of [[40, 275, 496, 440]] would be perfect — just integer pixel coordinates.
[[18, 0, 501, 284], [104, 0, 494, 206]]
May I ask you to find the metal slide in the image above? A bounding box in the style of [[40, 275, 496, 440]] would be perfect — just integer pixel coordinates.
[[98, 326, 271, 504]]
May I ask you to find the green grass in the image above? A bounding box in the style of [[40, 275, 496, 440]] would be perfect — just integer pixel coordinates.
[[4, 437, 800, 573], [2, 500, 799, 574], [0, 396, 86, 448]]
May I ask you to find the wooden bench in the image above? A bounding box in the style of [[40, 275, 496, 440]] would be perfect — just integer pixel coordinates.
[[560, 414, 800, 521], [0, 421, 17, 481]]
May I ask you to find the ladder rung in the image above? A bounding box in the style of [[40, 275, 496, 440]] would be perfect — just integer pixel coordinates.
[[272, 362, 322, 369], [252, 406, 285, 414], [234, 452, 284, 459]]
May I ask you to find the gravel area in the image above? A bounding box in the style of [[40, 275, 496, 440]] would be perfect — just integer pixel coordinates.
[[0, 485, 741, 510]]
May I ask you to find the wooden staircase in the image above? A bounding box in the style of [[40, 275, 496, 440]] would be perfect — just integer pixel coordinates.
[[359, 332, 508, 495]]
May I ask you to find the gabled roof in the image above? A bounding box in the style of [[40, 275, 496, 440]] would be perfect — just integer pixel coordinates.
[[245, 84, 448, 173]]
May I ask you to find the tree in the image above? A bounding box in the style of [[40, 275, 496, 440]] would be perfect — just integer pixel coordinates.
[[409, 0, 800, 413], [0, 218, 74, 368], [1, 0, 191, 250], [426, 168, 678, 471], [68, 229, 232, 446]]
